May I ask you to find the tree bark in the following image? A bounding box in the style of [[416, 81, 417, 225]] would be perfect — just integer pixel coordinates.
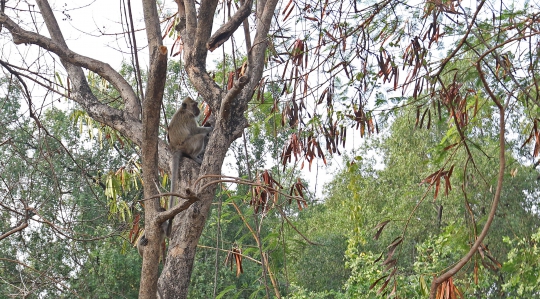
[[138, 44, 168, 299], [138, 1, 169, 298]]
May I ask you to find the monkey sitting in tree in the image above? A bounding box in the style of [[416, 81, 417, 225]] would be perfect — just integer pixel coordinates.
[[138, 97, 212, 257], [166, 97, 213, 235], [168, 96, 213, 165]]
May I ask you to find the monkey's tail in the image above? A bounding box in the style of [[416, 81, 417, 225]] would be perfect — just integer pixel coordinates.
[[167, 151, 182, 237]]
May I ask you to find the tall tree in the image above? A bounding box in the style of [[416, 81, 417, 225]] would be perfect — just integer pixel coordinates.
[[1, 0, 277, 298]]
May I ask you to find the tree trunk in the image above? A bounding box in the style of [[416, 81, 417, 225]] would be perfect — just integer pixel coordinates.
[[158, 126, 232, 298], [138, 44, 168, 298], [157, 0, 279, 296]]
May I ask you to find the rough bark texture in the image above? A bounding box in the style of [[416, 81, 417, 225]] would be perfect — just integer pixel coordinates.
[[206, 0, 253, 51], [137, 0, 169, 297], [139, 44, 168, 299]]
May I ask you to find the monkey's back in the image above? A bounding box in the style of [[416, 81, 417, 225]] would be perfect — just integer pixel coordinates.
[[168, 109, 197, 151]]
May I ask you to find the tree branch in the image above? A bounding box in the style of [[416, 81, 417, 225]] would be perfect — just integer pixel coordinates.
[[240, 0, 253, 59], [183, 0, 198, 45], [156, 189, 200, 223], [429, 96, 506, 298], [138, 36, 168, 299], [0, 11, 144, 148], [0, 10, 139, 117], [243, 0, 279, 101], [194, 0, 219, 56], [0, 220, 28, 241], [431, 0, 486, 78], [180, 0, 223, 111], [207, 0, 253, 52], [219, 75, 249, 119]]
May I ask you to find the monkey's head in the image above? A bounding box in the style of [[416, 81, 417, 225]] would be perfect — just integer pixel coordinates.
[[181, 97, 200, 117]]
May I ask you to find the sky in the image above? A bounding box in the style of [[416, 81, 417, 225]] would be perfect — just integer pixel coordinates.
[[52, 0, 154, 68]]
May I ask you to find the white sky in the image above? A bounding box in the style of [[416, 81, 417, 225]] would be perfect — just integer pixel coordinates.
[[54, 0, 154, 68]]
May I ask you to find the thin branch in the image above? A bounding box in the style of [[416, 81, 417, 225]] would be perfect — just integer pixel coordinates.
[[475, 62, 503, 109], [0, 11, 139, 114], [0, 220, 28, 241], [239, 0, 252, 57], [126, 0, 144, 116], [207, 0, 253, 51], [229, 200, 279, 298], [429, 99, 506, 298], [0, 60, 32, 99], [196, 178, 304, 204], [275, 206, 320, 245], [0, 258, 82, 298], [197, 244, 262, 264], [4, 13, 137, 112], [431, 0, 486, 78]]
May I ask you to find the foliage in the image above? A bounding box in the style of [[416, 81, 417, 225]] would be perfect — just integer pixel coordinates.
[[501, 228, 540, 297], [0, 77, 143, 297]]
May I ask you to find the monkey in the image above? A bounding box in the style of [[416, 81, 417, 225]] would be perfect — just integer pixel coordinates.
[[137, 207, 169, 258], [167, 97, 213, 235], [168, 97, 213, 164]]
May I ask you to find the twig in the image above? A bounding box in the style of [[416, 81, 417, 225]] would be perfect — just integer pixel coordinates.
[[197, 244, 262, 264], [275, 206, 320, 245]]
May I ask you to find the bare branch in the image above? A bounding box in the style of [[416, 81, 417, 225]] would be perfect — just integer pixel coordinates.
[[139, 39, 168, 299], [275, 206, 320, 245], [142, 0, 163, 52], [194, 0, 219, 56], [156, 189, 200, 223], [431, 0, 486, 78], [220, 75, 249, 119], [183, 0, 197, 45], [244, 0, 279, 100], [0, 258, 82, 298], [197, 244, 262, 264], [179, 0, 223, 111], [207, 0, 253, 52], [0, 10, 140, 117], [240, 0, 252, 57], [0, 221, 28, 241]]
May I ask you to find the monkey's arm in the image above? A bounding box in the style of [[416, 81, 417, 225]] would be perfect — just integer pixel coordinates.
[[192, 126, 213, 135]]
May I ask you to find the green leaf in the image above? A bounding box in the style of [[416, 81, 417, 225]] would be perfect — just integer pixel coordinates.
[[215, 285, 236, 299]]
